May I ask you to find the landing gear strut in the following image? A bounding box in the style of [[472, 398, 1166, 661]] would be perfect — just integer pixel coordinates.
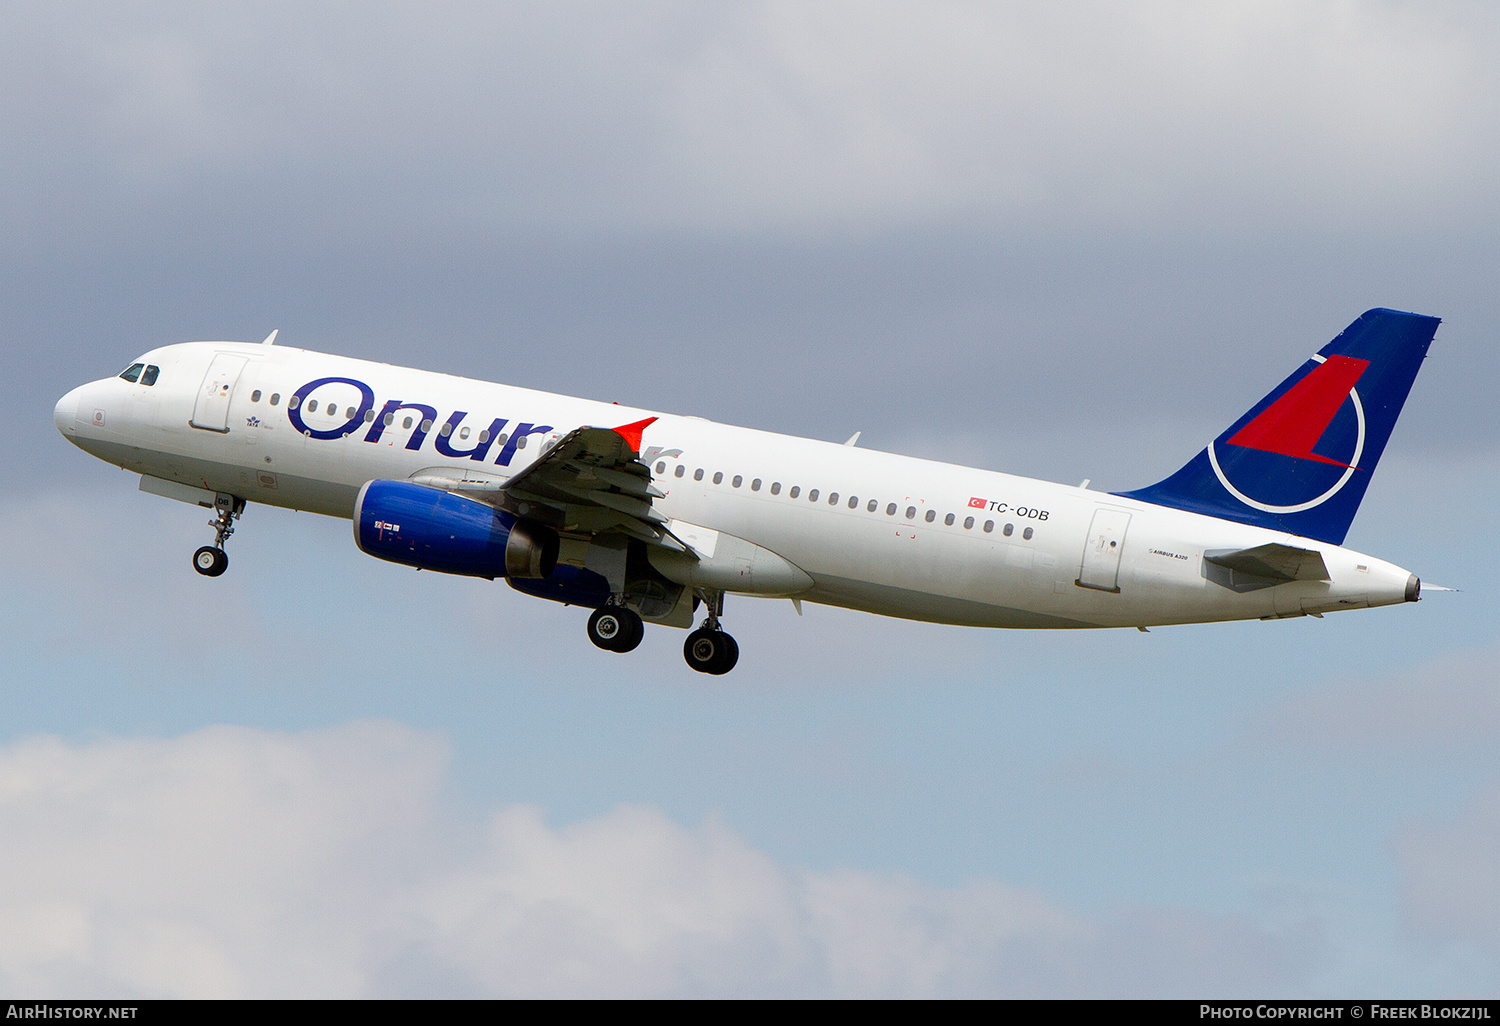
[[192, 493, 244, 578], [588, 605, 644, 653], [683, 590, 738, 675]]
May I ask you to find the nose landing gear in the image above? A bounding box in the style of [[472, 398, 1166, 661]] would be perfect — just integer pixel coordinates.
[[683, 591, 738, 675], [192, 493, 244, 578]]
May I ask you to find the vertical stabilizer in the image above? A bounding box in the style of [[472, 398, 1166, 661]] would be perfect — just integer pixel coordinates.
[[1117, 309, 1439, 545]]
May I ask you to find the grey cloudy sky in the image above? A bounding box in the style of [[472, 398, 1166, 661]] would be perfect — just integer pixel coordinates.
[[7, 1, 1500, 996]]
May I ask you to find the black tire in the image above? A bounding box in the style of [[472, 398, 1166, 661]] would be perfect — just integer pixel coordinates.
[[193, 546, 227, 577], [588, 607, 643, 653], [717, 632, 739, 674], [683, 628, 738, 675]]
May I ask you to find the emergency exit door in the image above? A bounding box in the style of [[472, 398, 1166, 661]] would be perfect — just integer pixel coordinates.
[[1077, 508, 1131, 592], [190, 354, 249, 432]]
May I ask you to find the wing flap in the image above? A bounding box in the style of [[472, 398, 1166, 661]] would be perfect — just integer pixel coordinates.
[[408, 418, 678, 549]]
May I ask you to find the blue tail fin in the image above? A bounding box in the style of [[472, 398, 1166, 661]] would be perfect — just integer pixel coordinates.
[[1116, 308, 1439, 545]]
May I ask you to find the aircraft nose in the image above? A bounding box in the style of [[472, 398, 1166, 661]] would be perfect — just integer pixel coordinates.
[[54, 385, 83, 436]]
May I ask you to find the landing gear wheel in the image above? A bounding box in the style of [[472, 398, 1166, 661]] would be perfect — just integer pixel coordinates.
[[194, 494, 243, 578], [683, 628, 738, 675], [588, 607, 644, 653], [193, 546, 228, 577]]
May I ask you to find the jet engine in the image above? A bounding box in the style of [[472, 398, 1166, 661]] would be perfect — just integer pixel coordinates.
[[353, 479, 558, 579]]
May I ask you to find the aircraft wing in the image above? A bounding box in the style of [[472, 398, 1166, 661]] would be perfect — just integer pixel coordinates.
[[412, 416, 679, 546]]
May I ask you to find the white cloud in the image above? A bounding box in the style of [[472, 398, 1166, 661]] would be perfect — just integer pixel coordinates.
[[2, 2, 1493, 238], [0, 720, 1319, 997]]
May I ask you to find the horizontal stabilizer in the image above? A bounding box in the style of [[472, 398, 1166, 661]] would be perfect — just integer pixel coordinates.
[[1204, 543, 1329, 582]]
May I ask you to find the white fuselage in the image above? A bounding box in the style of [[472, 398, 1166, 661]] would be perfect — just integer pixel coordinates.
[[55, 341, 1418, 629]]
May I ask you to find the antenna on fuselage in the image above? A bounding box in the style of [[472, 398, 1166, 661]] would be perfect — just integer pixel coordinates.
[[844, 431, 861, 447], [260, 329, 279, 346]]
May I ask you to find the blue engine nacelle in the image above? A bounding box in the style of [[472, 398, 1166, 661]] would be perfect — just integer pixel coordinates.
[[506, 565, 613, 609], [353, 479, 558, 579]]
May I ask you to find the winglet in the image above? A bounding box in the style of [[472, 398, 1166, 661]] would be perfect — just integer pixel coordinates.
[[612, 416, 657, 454]]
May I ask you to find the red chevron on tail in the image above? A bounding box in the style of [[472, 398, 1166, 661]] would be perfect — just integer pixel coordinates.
[[1226, 355, 1368, 467]]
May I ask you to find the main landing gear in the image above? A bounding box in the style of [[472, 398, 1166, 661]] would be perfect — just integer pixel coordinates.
[[683, 591, 738, 675], [192, 493, 244, 578], [586, 590, 740, 674], [587, 605, 645, 653]]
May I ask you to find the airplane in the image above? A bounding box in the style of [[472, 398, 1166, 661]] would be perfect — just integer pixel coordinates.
[[54, 308, 1439, 675]]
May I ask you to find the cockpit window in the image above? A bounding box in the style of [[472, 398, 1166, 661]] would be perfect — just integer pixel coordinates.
[[140, 365, 160, 386], [119, 363, 144, 383]]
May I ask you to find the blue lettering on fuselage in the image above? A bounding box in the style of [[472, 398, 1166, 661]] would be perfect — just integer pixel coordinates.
[[291, 376, 551, 466], [286, 377, 375, 440]]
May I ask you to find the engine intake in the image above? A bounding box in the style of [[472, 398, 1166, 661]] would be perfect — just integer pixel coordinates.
[[354, 479, 557, 579]]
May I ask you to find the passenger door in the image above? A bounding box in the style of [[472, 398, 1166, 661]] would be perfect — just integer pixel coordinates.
[[190, 354, 249, 432], [1077, 508, 1131, 592]]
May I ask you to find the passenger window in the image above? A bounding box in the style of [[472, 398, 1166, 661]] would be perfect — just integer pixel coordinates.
[[479, 429, 490, 443], [403, 417, 413, 429], [713, 472, 723, 485], [365, 410, 376, 423], [828, 492, 838, 505], [849, 496, 859, 509], [675, 465, 685, 478], [496, 433, 509, 446], [251, 390, 262, 403], [289, 395, 301, 409], [771, 482, 781, 495], [808, 489, 819, 502], [906, 506, 916, 519], [270, 393, 280, 406], [439, 423, 452, 436], [984, 521, 994, 533], [460, 426, 470, 439], [925, 509, 936, 523], [886, 503, 896, 516], [1023, 527, 1034, 540], [308, 400, 319, 413], [656, 461, 666, 474], [867, 499, 877, 512], [945, 513, 955, 526], [694, 469, 704, 481], [789, 486, 800, 498], [141, 365, 159, 386], [964, 516, 974, 529], [732, 475, 742, 488], [118, 363, 144, 383], [1003, 523, 1013, 536], [752, 479, 762, 491]]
